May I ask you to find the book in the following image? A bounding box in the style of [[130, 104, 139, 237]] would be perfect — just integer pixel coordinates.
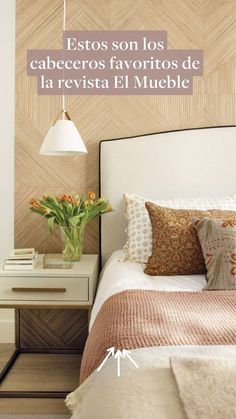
[[4, 259, 36, 265], [9, 248, 35, 256], [3, 248, 38, 270], [3, 258, 38, 271], [7, 248, 37, 260]]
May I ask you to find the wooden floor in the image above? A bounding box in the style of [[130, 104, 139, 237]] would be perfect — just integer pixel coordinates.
[[0, 344, 82, 414]]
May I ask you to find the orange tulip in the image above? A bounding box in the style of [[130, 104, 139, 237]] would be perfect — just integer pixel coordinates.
[[87, 191, 95, 200], [29, 199, 42, 210]]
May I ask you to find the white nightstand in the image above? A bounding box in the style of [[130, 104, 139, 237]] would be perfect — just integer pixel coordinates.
[[0, 254, 98, 310], [0, 254, 99, 398]]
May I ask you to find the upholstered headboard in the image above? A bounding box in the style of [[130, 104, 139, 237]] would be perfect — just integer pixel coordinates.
[[99, 126, 236, 266]]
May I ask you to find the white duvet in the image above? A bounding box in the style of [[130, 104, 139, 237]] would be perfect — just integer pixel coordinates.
[[66, 251, 235, 419]]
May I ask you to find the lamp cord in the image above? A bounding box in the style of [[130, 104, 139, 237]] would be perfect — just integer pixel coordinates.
[[62, 0, 66, 118]]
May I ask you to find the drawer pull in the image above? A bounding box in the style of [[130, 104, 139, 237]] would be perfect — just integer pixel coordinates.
[[11, 287, 66, 293]]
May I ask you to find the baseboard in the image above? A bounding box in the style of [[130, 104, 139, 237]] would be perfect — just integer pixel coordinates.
[[0, 320, 14, 343]]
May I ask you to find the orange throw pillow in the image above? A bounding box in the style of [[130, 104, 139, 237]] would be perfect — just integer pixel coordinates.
[[144, 202, 236, 276]]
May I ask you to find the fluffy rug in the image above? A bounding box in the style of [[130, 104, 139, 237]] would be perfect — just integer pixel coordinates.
[[0, 416, 70, 419], [171, 356, 236, 419]]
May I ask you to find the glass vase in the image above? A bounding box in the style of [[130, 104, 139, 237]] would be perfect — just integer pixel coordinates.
[[61, 225, 85, 261]]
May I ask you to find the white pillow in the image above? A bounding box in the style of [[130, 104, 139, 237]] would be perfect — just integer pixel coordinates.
[[123, 193, 236, 263]]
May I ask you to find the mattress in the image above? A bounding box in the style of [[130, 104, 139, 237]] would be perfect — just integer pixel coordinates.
[[90, 250, 207, 329]]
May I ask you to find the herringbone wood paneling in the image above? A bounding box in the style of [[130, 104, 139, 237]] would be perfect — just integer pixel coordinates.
[[16, 309, 88, 350], [15, 0, 236, 254]]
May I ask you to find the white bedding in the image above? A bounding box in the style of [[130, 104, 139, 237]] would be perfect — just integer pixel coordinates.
[[90, 250, 207, 329], [66, 345, 236, 419], [67, 251, 235, 419]]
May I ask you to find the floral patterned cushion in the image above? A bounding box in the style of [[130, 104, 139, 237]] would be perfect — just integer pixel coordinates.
[[144, 202, 236, 276], [123, 193, 236, 264], [194, 218, 236, 290]]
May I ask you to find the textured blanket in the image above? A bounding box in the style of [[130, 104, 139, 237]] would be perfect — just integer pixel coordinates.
[[171, 356, 236, 419], [80, 289, 236, 383]]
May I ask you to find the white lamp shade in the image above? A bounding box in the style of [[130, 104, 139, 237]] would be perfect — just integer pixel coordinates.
[[40, 119, 87, 156]]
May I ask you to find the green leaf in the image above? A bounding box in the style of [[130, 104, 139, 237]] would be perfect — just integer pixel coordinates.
[[47, 216, 56, 235], [41, 201, 65, 223], [73, 201, 82, 216], [69, 215, 84, 227]]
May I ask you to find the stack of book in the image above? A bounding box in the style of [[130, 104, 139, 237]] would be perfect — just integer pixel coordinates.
[[3, 248, 38, 271]]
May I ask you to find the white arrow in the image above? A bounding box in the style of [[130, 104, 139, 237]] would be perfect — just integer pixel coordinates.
[[114, 349, 123, 377], [122, 349, 139, 369], [97, 347, 115, 372]]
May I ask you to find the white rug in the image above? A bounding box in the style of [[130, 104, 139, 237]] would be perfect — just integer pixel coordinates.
[[0, 416, 70, 419], [171, 356, 236, 419]]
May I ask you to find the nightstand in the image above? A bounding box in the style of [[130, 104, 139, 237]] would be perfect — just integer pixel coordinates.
[[0, 254, 99, 398]]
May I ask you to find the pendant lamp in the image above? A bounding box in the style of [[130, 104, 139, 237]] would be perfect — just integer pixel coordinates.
[[40, 1, 87, 156]]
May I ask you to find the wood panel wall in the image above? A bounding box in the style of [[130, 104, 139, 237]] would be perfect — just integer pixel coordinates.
[[15, 0, 236, 254]]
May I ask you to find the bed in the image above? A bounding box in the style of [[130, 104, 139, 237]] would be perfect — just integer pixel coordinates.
[[66, 126, 236, 419]]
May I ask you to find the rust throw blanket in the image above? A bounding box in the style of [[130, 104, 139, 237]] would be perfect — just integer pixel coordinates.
[[80, 290, 236, 383]]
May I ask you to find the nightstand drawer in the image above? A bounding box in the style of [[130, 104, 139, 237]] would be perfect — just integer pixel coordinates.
[[0, 276, 89, 302]]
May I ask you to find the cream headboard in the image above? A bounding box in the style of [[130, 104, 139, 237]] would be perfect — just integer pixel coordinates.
[[100, 126, 236, 266]]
